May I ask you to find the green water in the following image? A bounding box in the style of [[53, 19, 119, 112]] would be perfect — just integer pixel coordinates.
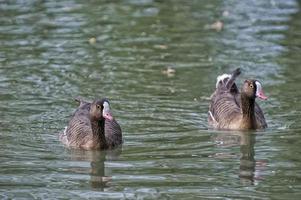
[[1, 0, 301, 199]]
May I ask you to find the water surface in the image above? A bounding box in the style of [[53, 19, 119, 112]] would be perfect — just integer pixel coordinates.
[[1, 0, 301, 199]]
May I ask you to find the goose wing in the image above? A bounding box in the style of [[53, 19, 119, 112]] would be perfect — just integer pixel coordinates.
[[255, 103, 267, 128], [209, 91, 241, 128], [209, 68, 242, 128], [64, 104, 94, 147], [105, 119, 123, 148]]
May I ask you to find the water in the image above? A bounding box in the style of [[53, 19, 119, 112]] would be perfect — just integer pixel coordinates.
[[1, 0, 301, 199]]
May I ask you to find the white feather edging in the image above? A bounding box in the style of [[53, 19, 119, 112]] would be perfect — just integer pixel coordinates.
[[63, 126, 68, 135], [208, 111, 217, 124], [216, 73, 232, 88]]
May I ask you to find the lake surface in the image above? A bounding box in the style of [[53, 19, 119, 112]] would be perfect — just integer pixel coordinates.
[[1, 0, 301, 199]]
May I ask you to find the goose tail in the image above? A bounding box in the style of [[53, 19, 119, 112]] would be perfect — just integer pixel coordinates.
[[216, 68, 241, 92], [74, 96, 89, 106]]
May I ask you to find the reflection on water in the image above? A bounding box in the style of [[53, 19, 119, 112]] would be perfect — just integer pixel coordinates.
[[1, 0, 301, 199], [213, 132, 270, 186], [213, 132, 257, 185], [239, 133, 256, 185], [68, 148, 122, 190]]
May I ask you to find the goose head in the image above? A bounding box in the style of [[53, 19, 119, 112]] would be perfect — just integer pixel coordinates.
[[242, 80, 268, 100], [90, 99, 114, 121]]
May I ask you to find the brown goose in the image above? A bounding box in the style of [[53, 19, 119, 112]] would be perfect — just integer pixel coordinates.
[[60, 98, 122, 150], [208, 68, 268, 130]]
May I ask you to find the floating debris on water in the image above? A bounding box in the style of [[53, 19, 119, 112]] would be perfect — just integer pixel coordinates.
[[222, 10, 230, 17], [162, 67, 176, 77], [210, 20, 223, 32], [89, 37, 97, 44], [168, 87, 175, 93], [205, 20, 224, 32], [154, 44, 168, 50]]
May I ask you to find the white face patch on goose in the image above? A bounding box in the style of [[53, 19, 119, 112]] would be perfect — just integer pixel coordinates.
[[102, 101, 113, 120], [103, 101, 110, 113], [255, 81, 268, 100], [255, 81, 262, 96]]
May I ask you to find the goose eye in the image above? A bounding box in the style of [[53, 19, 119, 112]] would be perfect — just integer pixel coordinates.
[[250, 84, 254, 88], [96, 105, 101, 109]]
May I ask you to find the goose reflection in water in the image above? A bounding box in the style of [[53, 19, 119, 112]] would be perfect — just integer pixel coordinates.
[[212, 132, 267, 185], [67, 148, 122, 189]]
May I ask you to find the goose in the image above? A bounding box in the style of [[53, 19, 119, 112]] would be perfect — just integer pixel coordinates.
[[60, 98, 122, 150], [208, 68, 267, 130]]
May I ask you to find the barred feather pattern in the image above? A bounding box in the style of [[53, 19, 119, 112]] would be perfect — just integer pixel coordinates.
[[105, 119, 122, 149], [60, 98, 122, 149], [209, 91, 241, 129]]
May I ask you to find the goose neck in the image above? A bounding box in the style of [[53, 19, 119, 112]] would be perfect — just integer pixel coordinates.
[[240, 93, 256, 128], [91, 118, 107, 149]]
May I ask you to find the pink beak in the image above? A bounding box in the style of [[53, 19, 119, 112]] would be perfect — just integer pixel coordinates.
[[256, 89, 268, 100], [102, 101, 113, 121], [255, 81, 268, 100], [103, 111, 113, 121]]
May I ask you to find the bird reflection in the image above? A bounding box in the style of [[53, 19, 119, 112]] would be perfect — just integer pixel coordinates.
[[212, 132, 265, 185], [67, 147, 122, 190], [238, 132, 256, 185]]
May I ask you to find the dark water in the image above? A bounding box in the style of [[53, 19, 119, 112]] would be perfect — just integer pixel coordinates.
[[1, 0, 301, 199]]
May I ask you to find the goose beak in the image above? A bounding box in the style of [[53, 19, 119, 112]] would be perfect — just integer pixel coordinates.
[[103, 110, 113, 121], [256, 89, 268, 100], [255, 81, 268, 100], [103, 101, 113, 121]]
